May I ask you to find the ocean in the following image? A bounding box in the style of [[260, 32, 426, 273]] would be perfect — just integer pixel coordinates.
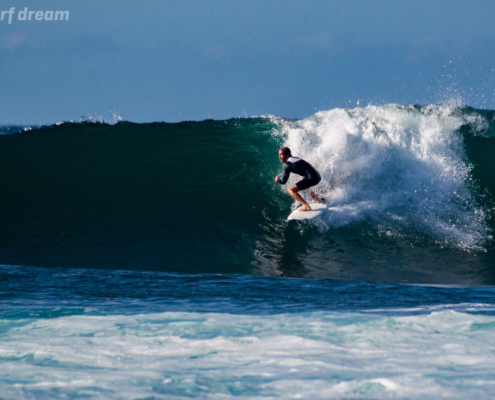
[[1, 104, 494, 399]]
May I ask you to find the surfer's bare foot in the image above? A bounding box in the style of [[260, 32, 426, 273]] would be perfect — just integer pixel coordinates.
[[298, 205, 312, 211]]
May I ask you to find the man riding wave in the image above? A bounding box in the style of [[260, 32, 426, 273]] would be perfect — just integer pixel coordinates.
[[275, 147, 324, 211]]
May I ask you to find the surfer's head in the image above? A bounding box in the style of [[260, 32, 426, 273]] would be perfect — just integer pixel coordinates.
[[279, 147, 291, 163]]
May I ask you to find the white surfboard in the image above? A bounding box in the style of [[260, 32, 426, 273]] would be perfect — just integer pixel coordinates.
[[287, 202, 328, 221]]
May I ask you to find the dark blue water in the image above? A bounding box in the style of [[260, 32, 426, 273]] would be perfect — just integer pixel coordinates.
[[2, 265, 495, 317]]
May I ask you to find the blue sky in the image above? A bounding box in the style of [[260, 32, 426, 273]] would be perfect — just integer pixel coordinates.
[[1, 0, 495, 124]]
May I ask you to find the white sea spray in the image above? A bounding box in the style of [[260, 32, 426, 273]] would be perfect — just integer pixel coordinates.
[[273, 104, 492, 250]]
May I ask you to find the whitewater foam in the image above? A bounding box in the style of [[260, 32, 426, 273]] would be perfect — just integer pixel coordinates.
[[274, 104, 492, 250], [2, 309, 495, 399]]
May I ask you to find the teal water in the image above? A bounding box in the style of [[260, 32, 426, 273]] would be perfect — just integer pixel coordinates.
[[1, 104, 494, 283]]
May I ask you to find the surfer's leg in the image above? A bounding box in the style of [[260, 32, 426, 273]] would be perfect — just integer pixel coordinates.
[[305, 188, 316, 197], [303, 173, 324, 203], [306, 189, 325, 203], [289, 184, 311, 211], [296, 177, 320, 203], [298, 177, 324, 203]]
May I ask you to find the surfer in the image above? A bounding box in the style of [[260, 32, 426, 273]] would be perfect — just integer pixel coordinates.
[[275, 147, 323, 211]]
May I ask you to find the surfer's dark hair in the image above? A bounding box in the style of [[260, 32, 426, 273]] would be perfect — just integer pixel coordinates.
[[280, 147, 291, 157]]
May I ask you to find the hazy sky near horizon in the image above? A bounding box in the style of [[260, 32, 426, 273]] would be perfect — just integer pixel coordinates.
[[1, 0, 495, 124]]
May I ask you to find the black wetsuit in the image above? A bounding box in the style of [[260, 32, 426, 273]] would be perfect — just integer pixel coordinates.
[[277, 157, 321, 190]]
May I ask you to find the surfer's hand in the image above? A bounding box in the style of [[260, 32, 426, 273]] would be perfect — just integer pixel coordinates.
[[275, 176, 279, 182]]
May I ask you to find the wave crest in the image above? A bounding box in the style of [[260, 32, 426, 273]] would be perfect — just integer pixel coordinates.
[[274, 104, 494, 249]]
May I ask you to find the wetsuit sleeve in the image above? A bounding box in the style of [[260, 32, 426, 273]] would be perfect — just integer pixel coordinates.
[[277, 164, 291, 185]]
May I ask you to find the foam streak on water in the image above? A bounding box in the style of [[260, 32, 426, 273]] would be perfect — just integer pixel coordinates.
[[1, 309, 495, 399]]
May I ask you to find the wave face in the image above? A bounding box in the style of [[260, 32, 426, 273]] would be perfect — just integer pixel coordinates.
[[1, 105, 495, 284]]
